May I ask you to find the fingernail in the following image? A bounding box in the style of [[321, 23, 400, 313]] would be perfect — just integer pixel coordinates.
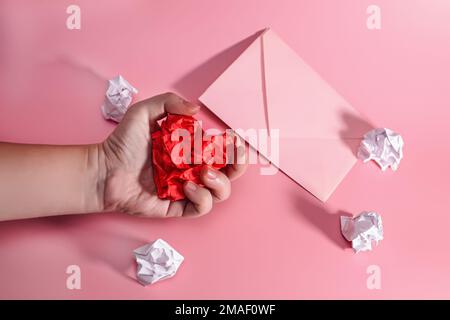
[[185, 181, 197, 191], [206, 168, 218, 180]]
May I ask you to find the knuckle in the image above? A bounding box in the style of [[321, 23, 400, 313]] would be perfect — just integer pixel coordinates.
[[163, 91, 180, 101]]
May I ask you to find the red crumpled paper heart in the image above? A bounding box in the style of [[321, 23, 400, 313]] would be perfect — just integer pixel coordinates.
[[151, 113, 232, 201]]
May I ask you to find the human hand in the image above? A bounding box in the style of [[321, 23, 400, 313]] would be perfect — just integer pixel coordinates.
[[99, 93, 247, 218]]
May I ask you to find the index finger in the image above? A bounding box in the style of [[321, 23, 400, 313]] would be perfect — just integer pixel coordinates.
[[132, 92, 201, 131], [223, 134, 248, 181]]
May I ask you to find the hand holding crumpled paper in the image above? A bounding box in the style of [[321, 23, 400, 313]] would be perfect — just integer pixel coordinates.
[[151, 114, 233, 201]]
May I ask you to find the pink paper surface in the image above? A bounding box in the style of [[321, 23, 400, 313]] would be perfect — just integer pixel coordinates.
[[1, 0, 450, 299]]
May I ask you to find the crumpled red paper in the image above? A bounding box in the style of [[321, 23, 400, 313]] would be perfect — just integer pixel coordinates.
[[151, 113, 232, 201]]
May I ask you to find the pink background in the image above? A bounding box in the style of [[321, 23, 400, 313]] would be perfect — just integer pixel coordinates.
[[0, 0, 449, 299]]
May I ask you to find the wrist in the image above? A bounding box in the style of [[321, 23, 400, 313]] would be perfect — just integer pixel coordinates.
[[85, 143, 106, 213]]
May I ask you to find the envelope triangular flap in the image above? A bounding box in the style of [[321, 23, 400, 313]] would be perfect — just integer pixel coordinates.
[[262, 29, 363, 139], [260, 30, 368, 201], [199, 36, 267, 153]]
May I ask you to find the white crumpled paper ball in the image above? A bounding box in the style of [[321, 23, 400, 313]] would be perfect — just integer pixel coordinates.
[[101, 75, 138, 123], [133, 238, 184, 286], [358, 128, 404, 171], [340, 211, 384, 253]]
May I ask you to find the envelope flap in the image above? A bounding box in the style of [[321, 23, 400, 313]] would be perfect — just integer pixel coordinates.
[[199, 35, 268, 140], [262, 30, 370, 139]]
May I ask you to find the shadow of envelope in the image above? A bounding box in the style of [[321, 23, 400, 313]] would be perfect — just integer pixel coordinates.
[[200, 28, 373, 202]]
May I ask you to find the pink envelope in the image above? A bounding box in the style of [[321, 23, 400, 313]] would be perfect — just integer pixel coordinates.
[[199, 29, 372, 202]]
